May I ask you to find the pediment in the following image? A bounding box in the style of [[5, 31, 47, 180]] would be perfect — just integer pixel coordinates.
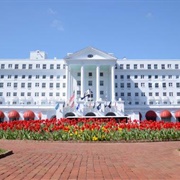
[[64, 46, 116, 60]]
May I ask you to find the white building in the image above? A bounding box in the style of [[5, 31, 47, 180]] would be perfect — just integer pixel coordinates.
[[0, 47, 180, 122]]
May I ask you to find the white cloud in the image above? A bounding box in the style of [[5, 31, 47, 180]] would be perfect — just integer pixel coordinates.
[[48, 8, 57, 15], [146, 12, 153, 18], [51, 19, 64, 31]]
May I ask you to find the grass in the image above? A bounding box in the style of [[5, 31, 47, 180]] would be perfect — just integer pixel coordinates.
[[0, 148, 6, 154]]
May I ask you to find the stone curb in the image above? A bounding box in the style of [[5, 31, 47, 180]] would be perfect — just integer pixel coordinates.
[[0, 150, 13, 159]]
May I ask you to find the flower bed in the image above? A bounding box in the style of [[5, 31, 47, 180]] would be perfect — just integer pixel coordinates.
[[0, 118, 180, 142]]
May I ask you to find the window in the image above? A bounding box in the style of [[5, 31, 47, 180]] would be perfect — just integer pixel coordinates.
[[169, 83, 173, 87], [162, 83, 166, 88], [1, 75, 4, 79], [49, 92, 53, 96], [148, 64, 151, 69], [50, 75, 54, 79], [57, 75, 60, 79], [161, 64, 165, 69], [169, 92, 173, 96], [8, 64, 12, 68], [100, 91, 104, 95], [100, 81, 104, 86], [27, 92, 31, 96], [120, 83, 124, 88], [126, 64, 130, 69], [7, 83, 11, 87], [63, 83, 66, 88], [89, 72, 92, 77], [14, 83, 18, 88], [36, 64, 40, 68], [140, 64, 144, 68], [42, 75, 46, 79], [141, 92, 145, 96], [15, 64, 19, 69], [36, 75, 39, 79], [57, 64, 60, 69], [14, 75, 18, 79], [134, 64, 137, 69], [35, 83, 39, 87], [149, 92, 152, 96], [121, 92, 124, 96], [29, 64, 32, 69], [49, 83, 53, 88], [35, 92, 39, 97], [155, 83, 159, 88], [28, 83, 31, 88], [167, 64, 171, 68], [13, 92, 17, 96], [176, 83, 180, 88], [175, 64, 178, 69], [22, 75, 25, 79], [148, 75, 152, 79], [120, 75, 124, 79], [127, 83, 131, 88], [63, 75, 66, 79], [115, 75, 117, 79], [77, 81, 81, 86], [0, 83, 3, 88], [148, 83, 152, 88], [42, 83, 46, 88], [127, 92, 131, 96], [7, 92, 11, 96], [77, 72, 81, 76], [88, 81, 92, 86], [177, 92, 180, 96], [155, 92, 159, 96], [42, 92, 45, 96], [134, 75, 138, 79], [50, 64, 54, 69], [154, 64, 158, 69], [63, 64, 66, 69], [77, 91, 80, 95], [120, 64, 123, 69], [168, 75, 172, 79], [21, 92, 25, 96], [0, 92, 3, 96], [141, 83, 145, 87], [163, 92, 166, 96], [115, 83, 118, 88], [22, 64, 26, 69], [28, 75, 32, 79], [21, 83, 25, 88], [56, 83, 60, 88], [135, 83, 138, 88], [135, 92, 139, 96], [127, 75, 130, 79], [56, 92, 60, 96], [155, 75, 158, 79], [42, 64, 46, 69], [100, 72, 103, 76], [141, 75, 144, 79], [8, 75, 11, 79], [1, 64, 5, 69], [162, 75, 165, 79]]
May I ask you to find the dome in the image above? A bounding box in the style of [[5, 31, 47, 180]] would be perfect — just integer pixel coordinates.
[[160, 110, 171, 118], [8, 110, 20, 118], [145, 110, 157, 119], [0, 111, 5, 118], [175, 110, 180, 118], [23, 110, 35, 119]]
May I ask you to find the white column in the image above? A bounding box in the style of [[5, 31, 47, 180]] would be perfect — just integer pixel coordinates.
[[66, 64, 69, 101], [81, 65, 84, 98], [96, 65, 100, 101], [111, 65, 115, 102]]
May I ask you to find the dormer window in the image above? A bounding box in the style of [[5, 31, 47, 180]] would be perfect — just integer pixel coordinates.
[[87, 54, 93, 58]]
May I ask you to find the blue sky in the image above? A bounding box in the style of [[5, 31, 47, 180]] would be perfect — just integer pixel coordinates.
[[0, 0, 180, 59]]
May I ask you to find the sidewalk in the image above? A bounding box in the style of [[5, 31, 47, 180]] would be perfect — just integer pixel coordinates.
[[0, 140, 179, 180]]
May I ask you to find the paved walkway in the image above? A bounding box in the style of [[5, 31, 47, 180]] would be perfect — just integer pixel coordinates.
[[0, 140, 179, 180]]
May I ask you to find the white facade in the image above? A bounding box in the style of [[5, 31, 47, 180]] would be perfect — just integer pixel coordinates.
[[0, 47, 180, 122]]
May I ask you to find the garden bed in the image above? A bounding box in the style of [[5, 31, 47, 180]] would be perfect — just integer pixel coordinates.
[[0, 118, 180, 142]]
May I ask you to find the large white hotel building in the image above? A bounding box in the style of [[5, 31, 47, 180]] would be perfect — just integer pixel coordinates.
[[0, 46, 180, 122]]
